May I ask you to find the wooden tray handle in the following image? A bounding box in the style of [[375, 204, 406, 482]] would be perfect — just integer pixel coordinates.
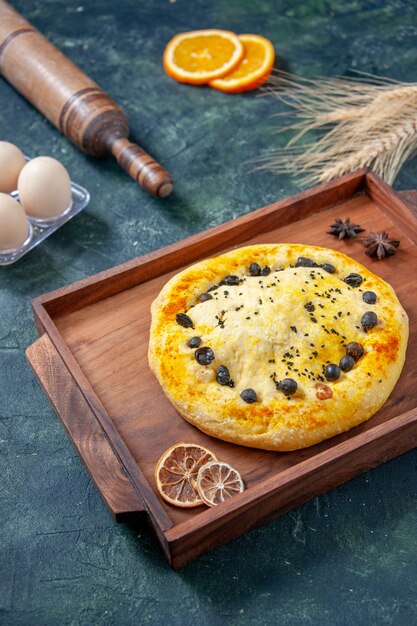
[[26, 334, 145, 521]]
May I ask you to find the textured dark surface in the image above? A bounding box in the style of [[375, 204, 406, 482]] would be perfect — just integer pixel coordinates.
[[1, 1, 417, 624]]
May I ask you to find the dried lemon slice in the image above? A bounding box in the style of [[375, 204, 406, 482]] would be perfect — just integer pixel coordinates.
[[196, 461, 244, 507], [155, 443, 217, 508]]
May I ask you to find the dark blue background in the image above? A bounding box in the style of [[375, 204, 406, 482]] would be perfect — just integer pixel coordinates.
[[1, 1, 416, 624]]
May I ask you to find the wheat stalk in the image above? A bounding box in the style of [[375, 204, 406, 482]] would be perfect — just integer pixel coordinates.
[[258, 71, 417, 185]]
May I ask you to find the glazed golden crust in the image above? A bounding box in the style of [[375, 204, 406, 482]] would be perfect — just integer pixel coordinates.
[[148, 244, 408, 451]]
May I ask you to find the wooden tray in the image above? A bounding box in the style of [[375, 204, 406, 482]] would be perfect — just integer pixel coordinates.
[[26, 170, 417, 568]]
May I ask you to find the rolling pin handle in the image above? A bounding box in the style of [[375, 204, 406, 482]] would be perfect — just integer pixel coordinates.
[[110, 136, 173, 198]]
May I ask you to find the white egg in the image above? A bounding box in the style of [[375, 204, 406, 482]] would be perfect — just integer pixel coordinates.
[[0, 141, 26, 193], [18, 156, 72, 220], [0, 193, 30, 252]]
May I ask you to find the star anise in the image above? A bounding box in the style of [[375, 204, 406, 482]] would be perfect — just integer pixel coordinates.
[[328, 217, 365, 239], [362, 231, 400, 259]]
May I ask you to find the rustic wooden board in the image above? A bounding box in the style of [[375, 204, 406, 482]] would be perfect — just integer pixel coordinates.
[[26, 333, 145, 521], [27, 170, 417, 568]]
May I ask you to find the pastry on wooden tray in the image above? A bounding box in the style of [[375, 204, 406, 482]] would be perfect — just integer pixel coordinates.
[[148, 244, 408, 451]]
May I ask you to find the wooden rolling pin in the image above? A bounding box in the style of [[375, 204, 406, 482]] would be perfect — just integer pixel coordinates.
[[0, 0, 173, 197]]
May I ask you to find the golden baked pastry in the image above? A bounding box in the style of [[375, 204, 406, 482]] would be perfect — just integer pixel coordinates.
[[148, 244, 408, 451]]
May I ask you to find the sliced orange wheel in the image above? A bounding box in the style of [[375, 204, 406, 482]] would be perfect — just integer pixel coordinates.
[[155, 443, 217, 508], [163, 29, 244, 85], [196, 461, 244, 507], [209, 34, 275, 93]]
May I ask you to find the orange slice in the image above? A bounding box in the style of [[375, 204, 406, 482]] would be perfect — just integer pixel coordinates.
[[196, 461, 244, 507], [163, 29, 244, 85], [209, 34, 275, 93], [155, 443, 217, 508]]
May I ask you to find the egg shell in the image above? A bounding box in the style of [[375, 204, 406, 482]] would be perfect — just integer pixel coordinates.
[[0, 141, 26, 193], [0, 193, 30, 251], [18, 156, 72, 219]]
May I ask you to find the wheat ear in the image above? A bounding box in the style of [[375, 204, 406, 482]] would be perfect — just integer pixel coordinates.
[[258, 71, 417, 185]]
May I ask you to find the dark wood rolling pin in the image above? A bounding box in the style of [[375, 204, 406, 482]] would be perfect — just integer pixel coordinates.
[[0, 0, 173, 197]]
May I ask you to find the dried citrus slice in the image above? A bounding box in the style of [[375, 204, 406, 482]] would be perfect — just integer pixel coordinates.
[[163, 29, 244, 85], [196, 461, 244, 507], [209, 34, 275, 93], [155, 443, 217, 508]]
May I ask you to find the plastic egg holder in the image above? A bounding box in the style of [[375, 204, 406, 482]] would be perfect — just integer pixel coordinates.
[[0, 159, 89, 266], [25, 194, 74, 228]]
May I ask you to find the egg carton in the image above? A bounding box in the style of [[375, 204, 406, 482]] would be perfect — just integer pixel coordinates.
[[0, 180, 90, 266]]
